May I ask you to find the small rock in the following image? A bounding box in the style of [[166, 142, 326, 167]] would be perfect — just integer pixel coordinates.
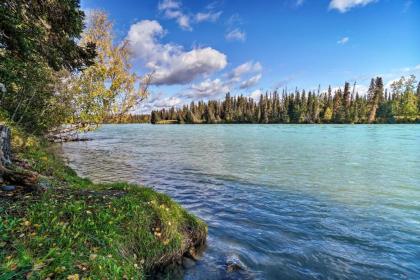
[[187, 247, 198, 260], [226, 254, 245, 272], [1, 185, 16, 191], [182, 257, 196, 269]]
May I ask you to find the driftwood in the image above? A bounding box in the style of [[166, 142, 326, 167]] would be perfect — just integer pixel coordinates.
[[0, 165, 39, 189], [46, 123, 97, 142]]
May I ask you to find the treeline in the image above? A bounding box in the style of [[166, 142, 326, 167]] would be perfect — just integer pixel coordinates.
[[103, 114, 150, 124], [151, 76, 420, 124]]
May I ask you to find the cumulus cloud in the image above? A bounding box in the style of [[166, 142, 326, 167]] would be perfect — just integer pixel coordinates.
[[140, 93, 183, 112], [225, 28, 246, 42], [240, 74, 262, 89], [181, 78, 230, 99], [177, 60, 263, 100], [337, 36, 349, 44], [329, 0, 377, 13], [126, 20, 227, 85], [173, 60, 263, 101], [154, 96, 183, 108]]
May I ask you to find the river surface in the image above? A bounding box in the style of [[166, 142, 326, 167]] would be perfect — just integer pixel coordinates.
[[58, 124, 420, 280]]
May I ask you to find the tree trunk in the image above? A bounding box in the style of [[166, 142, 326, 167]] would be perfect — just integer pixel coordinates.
[[0, 125, 12, 167], [368, 101, 378, 123]]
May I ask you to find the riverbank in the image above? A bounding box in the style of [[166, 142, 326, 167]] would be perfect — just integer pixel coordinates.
[[0, 123, 207, 279]]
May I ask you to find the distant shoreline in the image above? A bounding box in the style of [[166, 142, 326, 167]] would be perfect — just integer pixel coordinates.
[[150, 119, 420, 125]]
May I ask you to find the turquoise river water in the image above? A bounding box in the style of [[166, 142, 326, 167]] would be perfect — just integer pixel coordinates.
[[58, 124, 420, 279]]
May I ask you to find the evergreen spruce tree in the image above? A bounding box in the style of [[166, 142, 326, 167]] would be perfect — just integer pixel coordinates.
[[204, 105, 216, 124], [333, 89, 343, 123], [368, 77, 383, 123], [150, 111, 160, 124], [185, 110, 198, 124], [353, 94, 360, 123], [343, 82, 351, 122], [417, 82, 420, 112]]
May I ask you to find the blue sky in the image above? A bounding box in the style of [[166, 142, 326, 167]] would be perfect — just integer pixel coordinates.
[[81, 0, 419, 112]]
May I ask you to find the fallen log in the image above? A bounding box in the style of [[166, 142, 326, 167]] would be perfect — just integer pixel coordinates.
[[0, 165, 40, 190], [0, 125, 40, 190]]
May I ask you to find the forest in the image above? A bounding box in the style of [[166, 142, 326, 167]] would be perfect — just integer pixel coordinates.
[[151, 76, 420, 124]]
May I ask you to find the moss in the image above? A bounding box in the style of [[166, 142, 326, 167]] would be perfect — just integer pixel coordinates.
[[0, 125, 207, 279]]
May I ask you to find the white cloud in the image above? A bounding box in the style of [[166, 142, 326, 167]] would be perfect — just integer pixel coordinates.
[[225, 61, 263, 89], [140, 93, 184, 112], [158, 0, 180, 10], [182, 78, 230, 99], [195, 11, 222, 22], [225, 28, 246, 42], [154, 96, 183, 108], [249, 89, 263, 100], [228, 61, 262, 81], [126, 20, 227, 85], [240, 74, 262, 89], [178, 60, 263, 100], [158, 0, 222, 30], [354, 84, 368, 95], [337, 36, 349, 44], [329, 0, 377, 13], [325, 83, 368, 96], [158, 0, 192, 30]]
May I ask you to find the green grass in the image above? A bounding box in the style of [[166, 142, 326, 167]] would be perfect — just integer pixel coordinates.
[[0, 124, 207, 280]]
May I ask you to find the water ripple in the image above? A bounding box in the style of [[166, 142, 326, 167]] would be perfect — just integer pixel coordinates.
[[57, 124, 420, 279]]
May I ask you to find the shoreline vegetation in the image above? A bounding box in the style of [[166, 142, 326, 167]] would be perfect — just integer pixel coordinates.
[[151, 77, 420, 125], [0, 121, 207, 279], [1, 5, 207, 279]]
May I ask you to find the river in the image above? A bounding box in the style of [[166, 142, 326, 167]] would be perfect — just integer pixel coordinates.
[[58, 124, 420, 279]]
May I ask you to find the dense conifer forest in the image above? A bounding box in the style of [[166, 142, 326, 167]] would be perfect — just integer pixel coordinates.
[[151, 76, 420, 124]]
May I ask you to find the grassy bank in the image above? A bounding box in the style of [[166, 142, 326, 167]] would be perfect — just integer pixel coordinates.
[[0, 123, 207, 279]]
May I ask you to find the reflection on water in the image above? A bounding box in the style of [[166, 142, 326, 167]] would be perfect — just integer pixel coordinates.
[[58, 124, 420, 279]]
